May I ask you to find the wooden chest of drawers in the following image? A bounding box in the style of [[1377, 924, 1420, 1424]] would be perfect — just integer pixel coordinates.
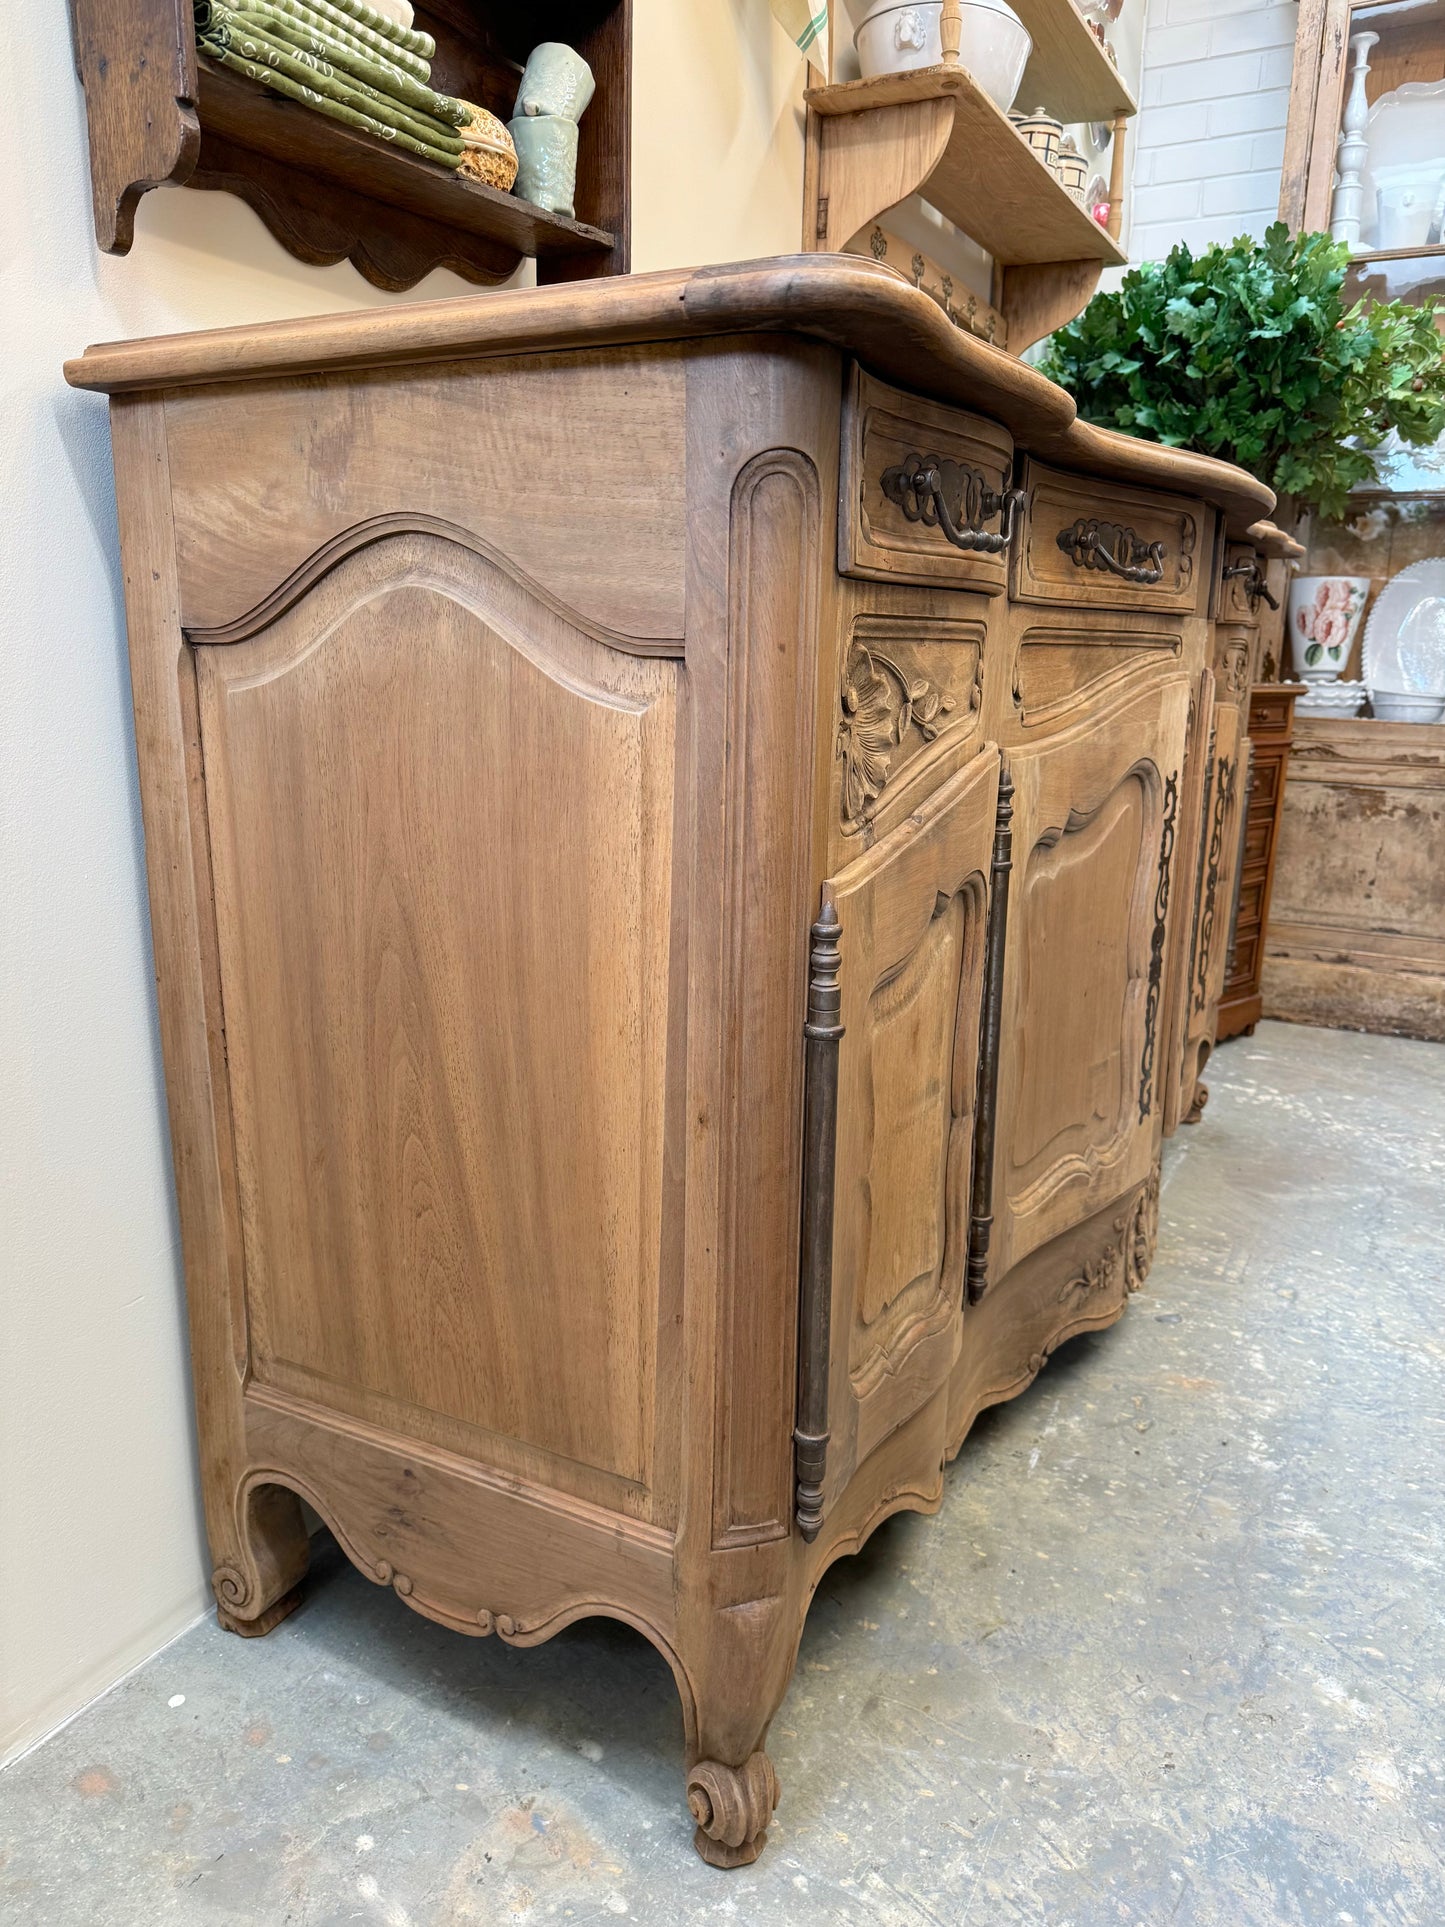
[[1218, 682, 1304, 1041], [66, 258, 1274, 1867]]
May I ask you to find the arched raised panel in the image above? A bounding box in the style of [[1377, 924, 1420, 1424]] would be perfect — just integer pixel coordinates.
[[194, 531, 683, 1520], [995, 677, 1190, 1280], [822, 749, 1000, 1495]]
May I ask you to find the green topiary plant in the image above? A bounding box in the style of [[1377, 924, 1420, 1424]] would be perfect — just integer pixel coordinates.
[[1040, 222, 1445, 522]]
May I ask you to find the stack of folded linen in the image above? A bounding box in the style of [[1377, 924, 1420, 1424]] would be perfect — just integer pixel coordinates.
[[194, 0, 468, 169]]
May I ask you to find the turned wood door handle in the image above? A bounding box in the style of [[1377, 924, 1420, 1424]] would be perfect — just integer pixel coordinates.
[[881, 452, 1026, 555], [1056, 516, 1168, 586]]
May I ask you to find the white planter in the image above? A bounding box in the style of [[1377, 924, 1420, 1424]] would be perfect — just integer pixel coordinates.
[[855, 0, 1032, 111], [1289, 575, 1372, 682]]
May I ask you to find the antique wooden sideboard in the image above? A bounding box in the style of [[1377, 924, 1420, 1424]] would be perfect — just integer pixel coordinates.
[[66, 258, 1273, 1865]]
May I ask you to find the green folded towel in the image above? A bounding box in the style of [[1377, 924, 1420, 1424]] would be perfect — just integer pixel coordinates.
[[252, 0, 433, 79], [196, 4, 461, 149], [196, 26, 463, 166], [214, 0, 465, 123], [296, 0, 434, 59]]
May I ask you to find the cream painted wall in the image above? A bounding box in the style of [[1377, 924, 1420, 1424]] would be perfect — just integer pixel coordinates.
[[631, 0, 807, 269], [0, 0, 808, 1765]]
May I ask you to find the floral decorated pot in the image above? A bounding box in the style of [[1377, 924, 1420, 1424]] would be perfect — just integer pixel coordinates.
[[1289, 575, 1372, 681]]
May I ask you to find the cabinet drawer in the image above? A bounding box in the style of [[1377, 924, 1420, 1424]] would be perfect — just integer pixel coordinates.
[[1249, 750, 1284, 812], [841, 367, 1014, 593], [1228, 928, 1261, 987], [1013, 459, 1207, 617], [1215, 542, 1268, 623], [1249, 688, 1296, 737], [1243, 812, 1273, 864], [1235, 872, 1265, 932]]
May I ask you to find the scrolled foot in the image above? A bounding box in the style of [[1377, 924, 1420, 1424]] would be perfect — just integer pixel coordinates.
[[215, 1578, 305, 1638], [1183, 1079, 1209, 1125], [687, 1752, 780, 1868]]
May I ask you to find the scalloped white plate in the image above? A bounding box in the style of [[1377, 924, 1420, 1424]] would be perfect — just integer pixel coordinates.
[[1362, 559, 1445, 696]]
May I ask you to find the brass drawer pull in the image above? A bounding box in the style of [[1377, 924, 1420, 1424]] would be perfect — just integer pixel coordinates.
[[1057, 516, 1167, 586], [881, 452, 1025, 555]]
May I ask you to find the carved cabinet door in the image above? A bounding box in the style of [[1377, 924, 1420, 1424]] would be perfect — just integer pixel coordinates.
[[813, 748, 1001, 1509], [987, 676, 1190, 1288], [1174, 694, 1249, 1122]]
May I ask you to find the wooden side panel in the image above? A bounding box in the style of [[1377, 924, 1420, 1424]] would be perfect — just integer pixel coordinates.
[[196, 531, 682, 1515], [824, 750, 999, 1495], [993, 677, 1190, 1278], [163, 351, 686, 646], [711, 447, 823, 1548]]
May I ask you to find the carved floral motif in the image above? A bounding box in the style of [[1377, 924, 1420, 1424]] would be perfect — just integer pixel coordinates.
[[838, 642, 958, 827], [1138, 770, 1180, 1122], [1126, 1166, 1162, 1293], [1057, 1167, 1162, 1307], [1058, 1239, 1126, 1304], [1195, 753, 1236, 1014]]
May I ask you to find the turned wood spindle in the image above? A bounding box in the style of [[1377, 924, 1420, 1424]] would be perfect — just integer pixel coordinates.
[[1106, 113, 1127, 241], [941, 0, 963, 66]]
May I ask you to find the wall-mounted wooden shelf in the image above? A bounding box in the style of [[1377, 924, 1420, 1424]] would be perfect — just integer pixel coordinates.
[[1010, 0, 1137, 122], [69, 0, 630, 291], [808, 67, 1127, 268], [804, 44, 1128, 356]]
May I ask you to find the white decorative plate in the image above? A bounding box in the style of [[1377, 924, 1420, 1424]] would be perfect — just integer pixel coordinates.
[[1361, 81, 1445, 249], [1362, 558, 1445, 696]]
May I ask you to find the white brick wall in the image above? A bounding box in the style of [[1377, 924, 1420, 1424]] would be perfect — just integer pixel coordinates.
[[1129, 0, 1298, 264]]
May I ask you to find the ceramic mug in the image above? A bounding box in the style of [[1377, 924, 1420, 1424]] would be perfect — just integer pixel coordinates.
[[509, 114, 580, 218], [515, 42, 596, 123], [1289, 575, 1372, 681]]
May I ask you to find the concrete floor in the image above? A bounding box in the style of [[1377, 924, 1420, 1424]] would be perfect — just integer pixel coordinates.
[[4, 1020, 1444, 1926]]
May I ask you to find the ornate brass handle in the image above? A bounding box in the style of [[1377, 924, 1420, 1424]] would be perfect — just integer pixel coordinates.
[[1057, 516, 1168, 586], [1222, 558, 1280, 610], [881, 452, 1026, 555]]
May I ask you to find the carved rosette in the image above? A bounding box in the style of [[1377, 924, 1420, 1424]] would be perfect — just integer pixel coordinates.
[[838, 642, 957, 831], [688, 1752, 781, 1867]]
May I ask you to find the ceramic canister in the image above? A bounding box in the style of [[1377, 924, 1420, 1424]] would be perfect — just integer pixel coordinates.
[[1056, 136, 1089, 199], [1015, 107, 1063, 170], [515, 42, 596, 123], [509, 114, 580, 218]]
